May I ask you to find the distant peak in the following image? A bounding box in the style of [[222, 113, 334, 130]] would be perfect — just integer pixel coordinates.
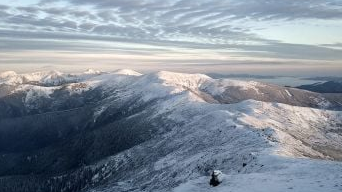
[[113, 69, 142, 76], [47, 70, 63, 76], [84, 69, 102, 75], [0, 71, 17, 78], [138, 71, 211, 92], [28, 70, 63, 76], [155, 71, 210, 79], [148, 71, 211, 83]]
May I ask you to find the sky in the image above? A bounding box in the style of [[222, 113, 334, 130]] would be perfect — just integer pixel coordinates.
[[0, 0, 342, 75]]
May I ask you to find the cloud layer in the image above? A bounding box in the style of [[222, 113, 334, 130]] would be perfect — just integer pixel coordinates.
[[0, 0, 341, 74]]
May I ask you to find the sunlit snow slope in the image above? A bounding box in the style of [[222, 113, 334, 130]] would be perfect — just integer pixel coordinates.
[[0, 70, 341, 192]]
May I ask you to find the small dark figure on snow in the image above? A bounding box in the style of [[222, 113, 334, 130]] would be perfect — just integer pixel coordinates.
[[209, 170, 223, 187]]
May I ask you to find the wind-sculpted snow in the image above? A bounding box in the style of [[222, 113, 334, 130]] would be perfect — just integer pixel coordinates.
[[0, 70, 341, 192]]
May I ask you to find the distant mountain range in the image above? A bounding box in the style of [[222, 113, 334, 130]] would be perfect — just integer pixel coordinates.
[[206, 73, 277, 79], [301, 76, 342, 81], [0, 70, 341, 192], [297, 81, 342, 93]]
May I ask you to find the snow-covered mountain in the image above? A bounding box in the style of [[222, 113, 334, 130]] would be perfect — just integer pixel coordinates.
[[0, 70, 341, 192], [297, 80, 342, 93]]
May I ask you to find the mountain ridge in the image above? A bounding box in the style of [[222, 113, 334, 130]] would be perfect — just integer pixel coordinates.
[[0, 69, 341, 192]]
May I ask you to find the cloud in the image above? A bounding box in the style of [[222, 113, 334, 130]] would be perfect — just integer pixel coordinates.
[[4, 15, 78, 30], [40, 0, 342, 20], [0, 0, 341, 72], [321, 43, 342, 48], [1, 29, 342, 62], [0, 5, 9, 9]]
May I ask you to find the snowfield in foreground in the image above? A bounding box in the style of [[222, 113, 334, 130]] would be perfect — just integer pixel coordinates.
[[174, 154, 342, 192], [0, 69, 342, 192]]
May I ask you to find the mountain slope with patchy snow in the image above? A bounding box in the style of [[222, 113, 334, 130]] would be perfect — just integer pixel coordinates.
[[0, 70, 341, 192]]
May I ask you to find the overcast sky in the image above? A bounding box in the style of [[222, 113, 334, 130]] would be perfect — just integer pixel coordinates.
[[0, 0, 341, 75]]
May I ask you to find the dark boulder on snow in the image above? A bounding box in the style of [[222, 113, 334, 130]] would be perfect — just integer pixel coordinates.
[[210, 170, 223, 187]]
